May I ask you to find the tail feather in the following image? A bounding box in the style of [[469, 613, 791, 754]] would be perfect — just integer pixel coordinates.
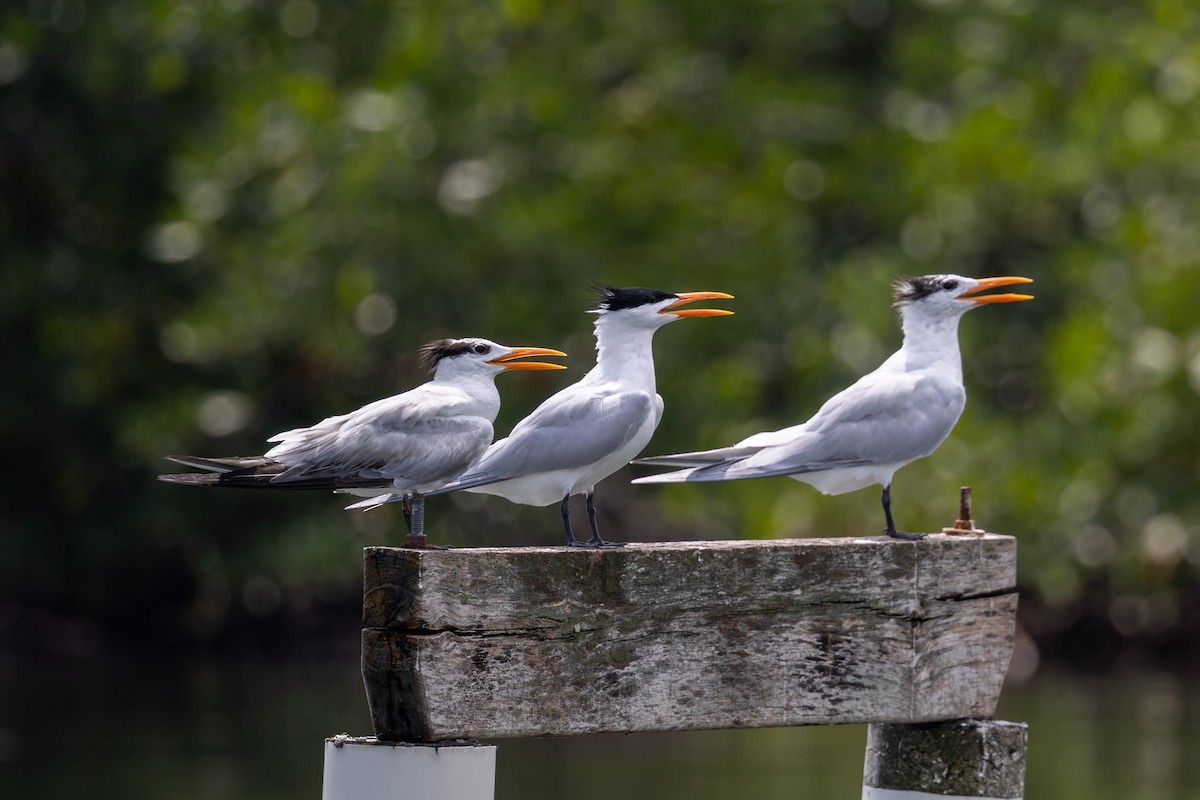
[[632, 460, 752, 485], [159, 455, 393, 491], [344, 471, 507, 511], [164, 455, 276, 473], [630, 466, 707, 485], [632, 445, 762, 469], [346, 469, 512, 510], [421, 471, 509, 498], [346, 493, 403, 511], [157, 472, 227, 487]]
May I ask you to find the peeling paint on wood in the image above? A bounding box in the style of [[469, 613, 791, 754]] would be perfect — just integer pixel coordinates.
[[360, 535, 1017, 742]]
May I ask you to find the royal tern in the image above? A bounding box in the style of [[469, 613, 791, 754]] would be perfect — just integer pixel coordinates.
[[350, 286, 734, 547], [633, 274, 1033, 540], [158, 338, 566, 547]]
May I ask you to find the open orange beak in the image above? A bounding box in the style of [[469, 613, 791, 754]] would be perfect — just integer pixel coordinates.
[[963, 276, 1034, 304], [489, 347, 568, 371], [660, 291, 735, 318]]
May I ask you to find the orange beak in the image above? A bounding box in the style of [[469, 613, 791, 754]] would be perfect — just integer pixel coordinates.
[[489, 347, 568, 371], [963, 276, 1034, 304], [660, 291, 735, 318]]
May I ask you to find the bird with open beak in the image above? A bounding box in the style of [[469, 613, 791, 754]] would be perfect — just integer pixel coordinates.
[[159, 338, 566, 547], [351, 286, 734, 547], [634, 275, 1033, 540]]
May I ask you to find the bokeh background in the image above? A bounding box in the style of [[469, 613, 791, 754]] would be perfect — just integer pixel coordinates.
[[4, 0, 1200, 797]]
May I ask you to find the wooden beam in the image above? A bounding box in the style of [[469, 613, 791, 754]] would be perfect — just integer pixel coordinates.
[[361, 535, 1017, 742]]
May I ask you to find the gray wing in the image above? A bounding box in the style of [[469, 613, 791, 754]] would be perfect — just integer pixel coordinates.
[[636, 371, 964, 484], [775, 370, 966, 467], [374, 416, 495, 487], [425, 390, 656, 495], [632, 456, 873, 484], [266, 406, 493, 490]]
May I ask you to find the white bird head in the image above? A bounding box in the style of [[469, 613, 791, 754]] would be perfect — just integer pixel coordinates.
[[419, 338, 567, 378], [892, 274, 1033, 319], [589, 286, 734, 330]]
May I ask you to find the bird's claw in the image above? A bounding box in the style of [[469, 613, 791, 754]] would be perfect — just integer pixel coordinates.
[[566, 537, 626, 548], [886, 529, 926, 541]]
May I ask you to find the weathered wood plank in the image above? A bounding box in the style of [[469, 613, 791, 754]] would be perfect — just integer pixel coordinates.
[[360, 535, 1017, 742]]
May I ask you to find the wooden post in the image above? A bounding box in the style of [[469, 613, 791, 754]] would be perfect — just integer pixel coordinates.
[[322, 735, 496, 800], [862, 718, 1028, 799], [360, 534, 1017, 741]]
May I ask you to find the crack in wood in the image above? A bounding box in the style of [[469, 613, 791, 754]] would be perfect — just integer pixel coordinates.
[[361, 536, 1017, 741], [931, 585, 1018, 602]]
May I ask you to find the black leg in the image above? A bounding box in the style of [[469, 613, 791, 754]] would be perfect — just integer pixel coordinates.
[[577, 491, 624, 548], [401, 496, 413, 532], [585, 491, 600, 544], [561, 494, 580, 546], [882, 485, 925, 541]]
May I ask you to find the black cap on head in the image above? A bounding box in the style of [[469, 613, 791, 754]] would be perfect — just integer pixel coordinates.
[[418, 338, 491, 372], [892, 275, 952, 306], [591, 285, 677, 312]]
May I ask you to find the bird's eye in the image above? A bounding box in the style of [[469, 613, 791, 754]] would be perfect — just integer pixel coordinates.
[[472, 343, 490, 355], [942, 279, 959, 292]]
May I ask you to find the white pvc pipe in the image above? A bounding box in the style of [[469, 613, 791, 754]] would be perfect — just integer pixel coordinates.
[[322, 736, 496, 800]]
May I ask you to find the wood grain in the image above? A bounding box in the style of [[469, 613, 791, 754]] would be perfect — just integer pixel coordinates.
[[360, 535, 1017, 742]]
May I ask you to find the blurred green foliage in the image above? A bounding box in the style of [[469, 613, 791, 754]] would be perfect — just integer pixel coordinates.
[[3, 0, 1200, 648]]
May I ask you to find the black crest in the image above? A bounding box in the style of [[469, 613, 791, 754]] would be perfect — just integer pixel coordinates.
[[418, 338, 485, 372], [591, 285, 676, 312], [892, 275, 951, 306]]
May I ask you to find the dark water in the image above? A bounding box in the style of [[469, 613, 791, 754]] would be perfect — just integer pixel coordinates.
[[2, 655, 1199, 799]]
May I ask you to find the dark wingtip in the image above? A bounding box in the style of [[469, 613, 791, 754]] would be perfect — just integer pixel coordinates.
[[157, 472, 218, 486]]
